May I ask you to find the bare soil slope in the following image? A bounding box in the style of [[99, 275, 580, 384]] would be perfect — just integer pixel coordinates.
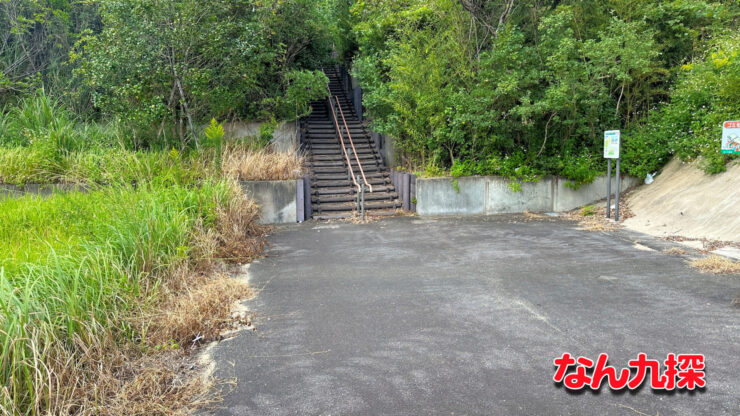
[[624, 158, 740, 242]]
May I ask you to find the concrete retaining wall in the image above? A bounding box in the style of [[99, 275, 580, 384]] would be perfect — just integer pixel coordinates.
[[223, 120, 298, 152], [416, 175, 639, 217], [239, 180, 309, 224], [0, 183, 88, 198]]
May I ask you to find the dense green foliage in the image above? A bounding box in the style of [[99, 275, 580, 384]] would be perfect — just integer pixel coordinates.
[[74, 0, 332, 147], [349, 0, 739, 182], [622, 32, 740, 176], [1, 0, 343, 148], [0, 0, 100, 105]]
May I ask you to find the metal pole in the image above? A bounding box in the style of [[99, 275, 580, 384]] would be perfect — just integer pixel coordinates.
[[361, 185, 366, 221], [606, 159, 612, 219], [615, 158, 621, 221]]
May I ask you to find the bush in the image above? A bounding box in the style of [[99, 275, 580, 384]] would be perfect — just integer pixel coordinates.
[[624, 33, 740, 176]]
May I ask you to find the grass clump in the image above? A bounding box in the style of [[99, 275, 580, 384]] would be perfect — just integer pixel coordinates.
[[0, 147, 216, 186], [221, 144, 305, 181], [0, 180, 264, 414], [689, 255, 740, 275], [580, 205, 596, 217], [664, 247, 688, 256]]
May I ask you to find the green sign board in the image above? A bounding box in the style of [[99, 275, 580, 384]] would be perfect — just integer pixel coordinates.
[[722, 121, 740, 154], [604, 130, 620, 159]]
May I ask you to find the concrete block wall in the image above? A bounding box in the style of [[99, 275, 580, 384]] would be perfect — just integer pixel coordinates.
[[222, 120, 299, 152], [553, 175, 640, 212], [416, 175, 639, 217], [239, 180, 309, 224]]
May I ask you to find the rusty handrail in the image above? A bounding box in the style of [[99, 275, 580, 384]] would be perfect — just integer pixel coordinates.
[[334, 96, 373, 192], [328, 97, 361, 195]]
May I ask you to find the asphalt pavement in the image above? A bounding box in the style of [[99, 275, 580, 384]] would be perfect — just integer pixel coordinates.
[[211, 215, 740, 415]]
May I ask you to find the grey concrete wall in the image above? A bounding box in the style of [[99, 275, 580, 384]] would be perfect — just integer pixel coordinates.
[[239, 180, 298, 224], [416, 177, 486, 216], [416, 175, 639, 217], [486, 179, 552, 214], [553, 175, 640, 212], [223, 121, 298, 152]]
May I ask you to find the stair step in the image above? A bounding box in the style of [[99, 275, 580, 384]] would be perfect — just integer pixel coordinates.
[[307, 128, 366, 134], [314, 201, 357, 212], [313, 185, 395, 195], [308, 139, 372, 146], [309, 167, 384, 175], [313, 213, 355, 220], [310, 154, 379, 162], [312, 178, 391, 187], [310, 149, 375, 156], [312, 172, 389, 180], [312, 192, 399, 204]]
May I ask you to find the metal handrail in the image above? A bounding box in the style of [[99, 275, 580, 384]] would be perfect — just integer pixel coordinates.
[[333, 96, 373, 192], [328, 96, 361, 195]]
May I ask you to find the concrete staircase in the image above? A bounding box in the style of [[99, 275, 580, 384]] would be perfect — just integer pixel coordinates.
[[304, 68, 402, 220]]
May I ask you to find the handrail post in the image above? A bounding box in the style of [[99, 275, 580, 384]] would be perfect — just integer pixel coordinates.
[[334, 96, 373, 193], [360, 184, 366, 221], [328, 95, 362, 216]]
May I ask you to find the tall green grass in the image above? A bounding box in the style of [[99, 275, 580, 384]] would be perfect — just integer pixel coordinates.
[[0, 146, 216, 185], [0, 181, 238, 414], [0, 93, 123, 150]]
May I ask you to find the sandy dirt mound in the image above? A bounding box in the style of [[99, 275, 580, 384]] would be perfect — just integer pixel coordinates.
[[624, 158, 740, 242]]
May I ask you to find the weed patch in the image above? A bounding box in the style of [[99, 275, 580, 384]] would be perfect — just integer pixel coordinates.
[[664, 247, 688, 256], [0, 181, 265, 414], [689, 255, 740, 275], [221, 144, 305, 181]]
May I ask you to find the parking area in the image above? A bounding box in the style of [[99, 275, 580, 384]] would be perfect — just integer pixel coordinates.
[[212, 216, 740, 415]]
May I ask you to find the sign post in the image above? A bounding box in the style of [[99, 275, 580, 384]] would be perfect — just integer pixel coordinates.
[[604, 130, 621, 220], [722, 121, 740, 155]]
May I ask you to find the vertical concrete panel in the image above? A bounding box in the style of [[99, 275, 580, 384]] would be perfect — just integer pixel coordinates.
[[403, 173, 411, 211], [416, 177, 486, 216], [304, 174, 313, 220], [296, 178, 305, 222], [353, 87, 363, 121], [410, 174, 417, 212], [240, 180, 298, 224], [485, 178, 553, 214], [382, 135, 397, 168]]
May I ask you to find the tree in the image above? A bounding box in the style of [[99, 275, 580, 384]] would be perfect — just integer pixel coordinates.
[[75, 0, 330, 149]]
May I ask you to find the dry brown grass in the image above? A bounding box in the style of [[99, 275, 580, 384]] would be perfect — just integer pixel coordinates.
[[147, 272, 253, 349], [222, 144, 305, 181], [570, 213, 620, 232], [689, 255, 740, 275], [664, 247, 688, 256], [523, 210, 546, 220], [0, 183, 267, 416], [564, 191, 636, 232]]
